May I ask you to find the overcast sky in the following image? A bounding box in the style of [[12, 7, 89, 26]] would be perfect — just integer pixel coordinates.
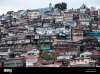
[[0, 0, 100, 15]]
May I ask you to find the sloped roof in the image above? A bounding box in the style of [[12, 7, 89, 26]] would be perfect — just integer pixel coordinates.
[[80, 52, 92, 55], [83, 36, 97, 40], [38, 7, 52, 13], [80, 4, 88, 9], [90, 50, 100, 56]]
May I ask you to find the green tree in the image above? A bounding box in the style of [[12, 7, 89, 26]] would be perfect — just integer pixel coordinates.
[[40, 52, 58, 60], [36, 44, 41, 50], [40, 53, 53, 60], [54, 2, 67, 11], [61, 2, 67, 10], [97, 42, 100, 47]]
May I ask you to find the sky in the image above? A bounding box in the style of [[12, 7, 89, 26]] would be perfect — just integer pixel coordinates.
[[0, 0, 100, 15]]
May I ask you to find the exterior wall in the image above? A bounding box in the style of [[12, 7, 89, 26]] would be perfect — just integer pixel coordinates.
[[57, 55, 73, 60], [80, 9, 86, 13], [41, 46, 51, 50], [73, 36, 83, 41], [98, 9, 100, 15], [64, 13, 73, 21], [7, 39, 31, 45], [26, 56, 38, 67], [80, 21, 90, 25], [54, 16, 64, 22], [4, 59, 24, 67], [98, 24, 100, 29], [79, 13, 90, 25], [27, 11, 40, 19], [70, 58, 95, 66], [0, 52, 9, 58], [72, 29, 83, 41], [87, 32, 100, 42], [91, 23, 98, 28], [27, 49, 39, 57]]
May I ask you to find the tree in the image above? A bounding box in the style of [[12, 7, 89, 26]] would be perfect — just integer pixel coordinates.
[[9, 52, 15, 58], [61, 2, 67, 10], [40, 52, 58, 60], [40, 53, 53, 60], [97, 42, 100, 47], [54, 2, 67, 11], [36, 44, 41, 50]]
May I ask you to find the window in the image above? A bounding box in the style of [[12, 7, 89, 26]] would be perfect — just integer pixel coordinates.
[[77, 59, 79, 62], [81, 59, 84, 62], [86, 55, 89, 57], [28, 53, 31, 55], [81, 55, 84, 57]]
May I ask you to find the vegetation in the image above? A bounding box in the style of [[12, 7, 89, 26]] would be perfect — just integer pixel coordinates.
[[9, 52, 15, 58], [40, 53, 52, 60], [54, 2, 67, 11], [40, 52, 58, 60], [97, 42, 100, 47], [36, 44, 41, 50]]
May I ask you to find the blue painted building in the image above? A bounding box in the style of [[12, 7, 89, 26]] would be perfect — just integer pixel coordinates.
[[87, 32, 100, 42]]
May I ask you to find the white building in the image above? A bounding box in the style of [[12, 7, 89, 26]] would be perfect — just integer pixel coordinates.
[[26, 56, 38, 67], [36, 28, 55, 35], [70, 57, 96, 67], [27, 10, 40, 19], [27, 49, 40, 57], [98, 9, 100, 15]]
